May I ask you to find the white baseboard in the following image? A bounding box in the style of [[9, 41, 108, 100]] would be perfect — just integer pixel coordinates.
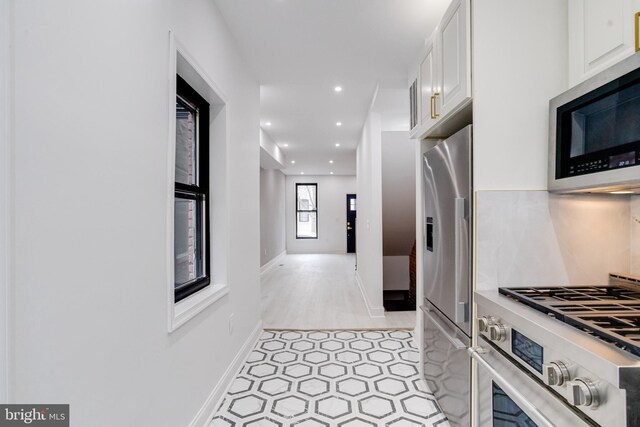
[[355, 271, 386, 318], [189, 320, 263, 427], [260, 250, 286, 276]]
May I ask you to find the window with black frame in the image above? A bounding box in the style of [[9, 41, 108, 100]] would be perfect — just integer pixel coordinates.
[[174, 75, 210, 302], [296, 183, 317, 239]]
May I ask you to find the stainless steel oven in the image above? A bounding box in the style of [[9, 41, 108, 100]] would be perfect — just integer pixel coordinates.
[[471, 342, 594, 427], [475, 284, 640, 427], [549, 53, 640, 194]]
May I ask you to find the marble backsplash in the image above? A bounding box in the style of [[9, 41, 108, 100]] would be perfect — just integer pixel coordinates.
[[475, 191, 635, 291]]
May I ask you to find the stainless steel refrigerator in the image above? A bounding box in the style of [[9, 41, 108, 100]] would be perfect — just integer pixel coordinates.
[[421, 125, 472, 426]]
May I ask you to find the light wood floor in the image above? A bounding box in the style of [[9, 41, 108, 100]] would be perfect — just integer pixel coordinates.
[[261, 253, 416, 330]]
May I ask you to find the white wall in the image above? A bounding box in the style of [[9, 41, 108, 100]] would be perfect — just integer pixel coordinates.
[[383, 256, 410, 291], [260, 168, 286, 266], [381, 131, 415, 291], [356, 112, 385, 315], [472, 0, 568, 190], [260, 128, 286, 169], [381, 131, 416, 256], [10, 1, 260, 425], [0, 0, 11, 404], [477, 191, 632, 290], [285, 175, 356, 254]]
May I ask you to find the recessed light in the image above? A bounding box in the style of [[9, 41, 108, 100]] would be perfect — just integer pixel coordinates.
[[265, 122, 272, 126], [329, 160, 334, 164], [335, 143, 341, 147], [283, 143, 289, 147], [330, 172, 334, 175], [300, 172, 305, 175], [334, 86, 342, 92], [291, 160, 296, 164], [610, 190, 633, 194], [336, 122, 342, 126]]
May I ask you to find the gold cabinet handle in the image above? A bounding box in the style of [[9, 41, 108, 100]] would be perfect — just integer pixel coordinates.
[[635, 12, 640, 52], [430, 95, 435, 119], [430, 95, 436, 119], [431, 92, 440, 119]]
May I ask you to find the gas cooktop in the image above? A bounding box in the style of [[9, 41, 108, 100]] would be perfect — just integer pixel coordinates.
[[499, 278, 640, 358]]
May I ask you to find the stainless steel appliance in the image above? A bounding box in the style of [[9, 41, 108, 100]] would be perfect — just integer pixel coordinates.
[[421, 125, 472, 426], [473, 274, 640, 427], [549, 53, 640, 194]]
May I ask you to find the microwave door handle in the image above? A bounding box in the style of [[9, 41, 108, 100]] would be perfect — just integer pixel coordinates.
[[469, 347, 555, 427], [454, 198, 467, 324], [420, 306, 466, 350]]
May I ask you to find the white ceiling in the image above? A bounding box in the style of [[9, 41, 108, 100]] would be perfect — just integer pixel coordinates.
[[214, 0, 449, 175]]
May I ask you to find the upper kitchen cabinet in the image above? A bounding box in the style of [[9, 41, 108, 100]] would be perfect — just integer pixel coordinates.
[[419, 37, 437, 132], [438, 0, 471, 119], [409, 63, 419, 132], [409, 0, 471, 140], [569, 0, 640, 87]]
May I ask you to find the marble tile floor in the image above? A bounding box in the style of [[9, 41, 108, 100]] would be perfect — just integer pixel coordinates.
[[210, 330, 450, 427]]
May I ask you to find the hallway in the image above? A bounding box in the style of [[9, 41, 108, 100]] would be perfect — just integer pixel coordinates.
[[3, 1, 457, 425], [261, 255, 415, 330]]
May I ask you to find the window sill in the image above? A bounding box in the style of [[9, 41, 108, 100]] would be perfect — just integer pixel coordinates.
[[169, 283, 228, 332]]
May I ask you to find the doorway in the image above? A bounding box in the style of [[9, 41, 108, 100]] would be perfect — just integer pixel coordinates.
[[346, 194, 356, 253]]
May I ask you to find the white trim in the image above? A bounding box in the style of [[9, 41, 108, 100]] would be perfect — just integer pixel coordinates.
[[166, 31, 177, 332], [260, 250, 286, 276], [0, 0, 12, 402], [167, 31, 231, 332], [188, 321, 263, 427], [355, 271, 385, 318], [172, 284, 229, 331]]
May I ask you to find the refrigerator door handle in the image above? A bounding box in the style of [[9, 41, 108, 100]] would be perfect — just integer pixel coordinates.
[[454, 197, 468, 324], [420, 306, 466, 349]]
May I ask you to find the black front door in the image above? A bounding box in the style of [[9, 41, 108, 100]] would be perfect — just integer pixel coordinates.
[[346, 194, 356, 253]]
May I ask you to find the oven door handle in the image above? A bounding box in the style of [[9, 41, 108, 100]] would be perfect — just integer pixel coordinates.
[[420, 306, 466, 350], [469, 347, 555, 427]]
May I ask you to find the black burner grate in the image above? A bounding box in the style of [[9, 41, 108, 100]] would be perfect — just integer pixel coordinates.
[[499, 286, 640, 357], [502, 286, 640, 302]]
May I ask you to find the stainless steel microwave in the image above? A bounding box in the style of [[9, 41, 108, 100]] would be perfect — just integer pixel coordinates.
[[549, 54, 640, 194]]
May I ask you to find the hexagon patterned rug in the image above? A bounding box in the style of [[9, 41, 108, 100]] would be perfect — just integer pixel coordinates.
[[210, 330, 450, 427]]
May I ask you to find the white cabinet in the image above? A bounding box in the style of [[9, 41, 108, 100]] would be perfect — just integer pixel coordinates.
[[438, 0, 470, 120], [410, 0, 471, 139], [409, 64, 418, 132], [569, 0, 640, 87], [419, 38, 437, 130]]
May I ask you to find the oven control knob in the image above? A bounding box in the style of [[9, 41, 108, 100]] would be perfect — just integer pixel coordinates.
[[489, 323, 507, 342], [543, 361, 570, 386], [477, 316, 494, 332], [569, 378, 599, 408]]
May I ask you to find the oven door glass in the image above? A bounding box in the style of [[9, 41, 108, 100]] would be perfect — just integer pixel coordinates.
[[493, 382, 537, 427]]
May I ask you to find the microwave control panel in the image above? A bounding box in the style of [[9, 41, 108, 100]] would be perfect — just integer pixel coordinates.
[[568, 149, 639, 177]]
